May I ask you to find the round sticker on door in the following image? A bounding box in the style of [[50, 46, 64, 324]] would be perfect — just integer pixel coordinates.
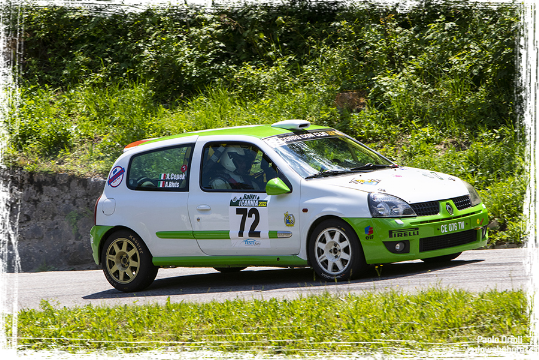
[[181, 164, 188, 173], [107, 166, 125, 188]]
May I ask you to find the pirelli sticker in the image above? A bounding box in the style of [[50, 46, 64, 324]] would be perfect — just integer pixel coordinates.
[[389, 228, 419, 238]]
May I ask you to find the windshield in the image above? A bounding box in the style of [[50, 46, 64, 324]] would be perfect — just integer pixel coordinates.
[[264, 130, 394, 178]]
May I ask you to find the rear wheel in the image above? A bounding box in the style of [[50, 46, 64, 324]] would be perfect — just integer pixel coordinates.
[[421, 252, 462, 263], [308, 219, 367, 281], [213, 267, 247, 273], [101, 230, 158, 292]]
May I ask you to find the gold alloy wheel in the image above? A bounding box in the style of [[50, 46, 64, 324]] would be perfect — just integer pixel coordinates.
[[105, 237, 140, 284]]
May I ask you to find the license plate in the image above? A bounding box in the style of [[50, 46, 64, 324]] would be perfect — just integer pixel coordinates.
[[439, 220, 467, 234]]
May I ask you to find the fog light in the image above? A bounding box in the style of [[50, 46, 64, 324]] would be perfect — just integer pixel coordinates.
[[383, 240, 410, 254]]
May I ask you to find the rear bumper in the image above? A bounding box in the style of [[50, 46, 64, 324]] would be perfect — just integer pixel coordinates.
[[90, 225, 114, 265]]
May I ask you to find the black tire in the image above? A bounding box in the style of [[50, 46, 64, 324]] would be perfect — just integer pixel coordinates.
[[213, 267, 247, 273], [308, 219, 367, 281], [101, 230, 158, 292], [421, 252, 462, 263]]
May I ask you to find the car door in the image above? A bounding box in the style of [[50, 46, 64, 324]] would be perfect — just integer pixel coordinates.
[[187, 139, 301, 256]]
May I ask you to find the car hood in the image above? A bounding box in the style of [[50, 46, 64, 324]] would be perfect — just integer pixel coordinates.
[[312, 166, 469, 204]]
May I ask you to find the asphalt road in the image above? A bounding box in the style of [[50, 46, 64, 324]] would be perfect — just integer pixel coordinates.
[[4, 248, 532, 311]]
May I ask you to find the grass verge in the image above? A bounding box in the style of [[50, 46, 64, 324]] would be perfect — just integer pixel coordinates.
[[9, 288, 530, 356]]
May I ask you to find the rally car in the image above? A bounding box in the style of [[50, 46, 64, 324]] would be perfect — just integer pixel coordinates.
[[91, 120, 488, 292]]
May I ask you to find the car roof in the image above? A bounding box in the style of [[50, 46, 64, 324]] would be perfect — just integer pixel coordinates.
[[124, 123, 330, 151]]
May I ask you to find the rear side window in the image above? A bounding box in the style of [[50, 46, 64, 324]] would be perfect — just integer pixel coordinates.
[[127, 144, 194, 191]]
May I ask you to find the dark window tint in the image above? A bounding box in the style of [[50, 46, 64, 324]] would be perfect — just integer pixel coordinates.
[[127, 145, 193, 191]]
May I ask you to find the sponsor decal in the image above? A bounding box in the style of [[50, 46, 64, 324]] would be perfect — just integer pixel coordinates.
[[448, 176, 456, 181], [181, 164, 188, 173], [230, 194, 268, 207], [231, 238, 271, 248], [446, 203, 454, 215], [284, 212, 295, 227], [422, 171, 444, 180], [107, 166, 125, 187], [349, 178, 381, 186], [365, 226, 374, 240], [158, 173, 186, 188], [477, 218, 484, 225], [365, 226, 373, 235], [393, 174, 402, 178], [389, 228, 419, 238]]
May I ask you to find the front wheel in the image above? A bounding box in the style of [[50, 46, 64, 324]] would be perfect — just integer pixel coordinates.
[[101, 230, 158, 292], [308, 219, 367, 281]]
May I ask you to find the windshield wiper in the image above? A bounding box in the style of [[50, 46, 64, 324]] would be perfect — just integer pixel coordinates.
[[350, 163, 397, 171], [305, 169, 352, 179], [305, 164, 397, 179]]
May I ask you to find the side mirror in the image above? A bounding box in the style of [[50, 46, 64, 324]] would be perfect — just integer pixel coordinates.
[[266, 177, 291, 195]]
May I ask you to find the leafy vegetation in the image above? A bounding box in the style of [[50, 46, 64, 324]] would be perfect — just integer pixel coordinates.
[[2, 0, 525, 244], [8, 289, 529, 355]]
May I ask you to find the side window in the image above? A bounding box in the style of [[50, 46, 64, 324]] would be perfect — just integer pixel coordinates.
[[200, 143, 291, 192], [127, 144, 193, 191]]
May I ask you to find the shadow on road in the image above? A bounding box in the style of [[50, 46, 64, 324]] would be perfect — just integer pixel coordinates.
[[83, 258, 484, 300]]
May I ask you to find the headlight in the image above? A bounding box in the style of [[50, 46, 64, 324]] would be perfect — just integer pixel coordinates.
[[462, 180, 482, 206], [368, 193, 417, 217]]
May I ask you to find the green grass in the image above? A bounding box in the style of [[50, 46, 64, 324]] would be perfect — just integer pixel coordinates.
[[8, 289, 530, 355]]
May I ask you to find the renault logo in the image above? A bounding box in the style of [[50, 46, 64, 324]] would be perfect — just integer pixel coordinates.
[[446, 203, 454, 215]]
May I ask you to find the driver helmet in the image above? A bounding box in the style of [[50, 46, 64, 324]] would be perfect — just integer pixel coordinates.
[[220, 145, 255, 175]]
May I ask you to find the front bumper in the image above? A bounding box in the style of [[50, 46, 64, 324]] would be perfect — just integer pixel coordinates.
[[345, 202, 489, 264]]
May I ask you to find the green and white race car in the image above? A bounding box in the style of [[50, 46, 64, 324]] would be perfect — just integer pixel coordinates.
[[91, 120, 488, 292]]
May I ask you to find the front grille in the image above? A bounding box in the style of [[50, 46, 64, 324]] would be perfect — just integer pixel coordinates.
[[410, 201, 439, 216], [419, 229, 477, 252], [411, 195, 472, 217], [451, 195, 472, 210]]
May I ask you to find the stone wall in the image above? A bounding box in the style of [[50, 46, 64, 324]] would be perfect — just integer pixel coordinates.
[[1, 169, 105, 272]]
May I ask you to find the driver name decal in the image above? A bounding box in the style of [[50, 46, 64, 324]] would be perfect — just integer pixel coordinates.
[[159, 173, 186, 188]]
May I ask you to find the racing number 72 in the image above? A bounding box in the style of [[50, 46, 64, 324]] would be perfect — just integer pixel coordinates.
[[236, 208, 260, 237]]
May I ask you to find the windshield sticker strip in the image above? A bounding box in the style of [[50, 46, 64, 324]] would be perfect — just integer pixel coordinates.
[[264, 130, 340, 147]]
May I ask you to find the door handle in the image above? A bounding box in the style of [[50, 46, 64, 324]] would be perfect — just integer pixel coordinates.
[[196, 204, 211, 211]]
